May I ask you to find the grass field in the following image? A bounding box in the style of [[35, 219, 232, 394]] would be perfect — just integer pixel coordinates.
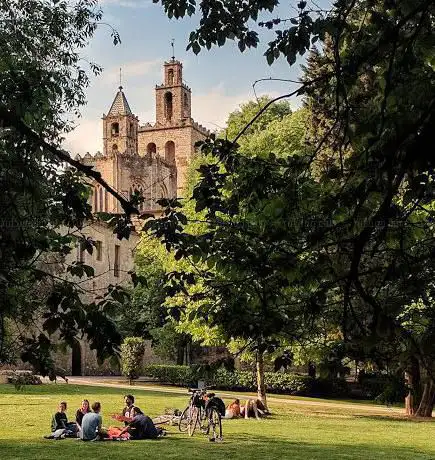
[[0, 383, 433, 460]]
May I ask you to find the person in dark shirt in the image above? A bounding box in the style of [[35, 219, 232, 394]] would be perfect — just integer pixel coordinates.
[[119, 407, 159, 440], [51, 401, 68, 432], [75, 399, 91, 429], [111, 394, 135, 426]]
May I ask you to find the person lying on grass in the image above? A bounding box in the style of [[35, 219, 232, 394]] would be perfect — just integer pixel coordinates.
[[240, 399, 269, 420]]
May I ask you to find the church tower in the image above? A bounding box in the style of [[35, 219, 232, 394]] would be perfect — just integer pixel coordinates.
[[102, 86, 138, 156], [155, 60, 191, 124]]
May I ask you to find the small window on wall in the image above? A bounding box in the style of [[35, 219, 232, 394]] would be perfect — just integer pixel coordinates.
[[164, 92, 173, 121], [111, 122, 119, 136], [112, 144, 118, 154], [99, 187, 103, 211], [94, 187, 98, 211], [147, 142, 156, 155], [165, 140, 175, 163], [77, 241, 85, 263], [104, 189, 108, 211], [95, 241, 102, 261], [114, 244, 120, 277], [129, 122, 134, 136]]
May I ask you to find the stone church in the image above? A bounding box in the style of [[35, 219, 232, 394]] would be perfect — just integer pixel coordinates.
[[58, 59, 211, 375]]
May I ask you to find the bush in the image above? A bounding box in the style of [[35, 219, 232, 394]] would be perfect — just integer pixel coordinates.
[[143, 364, 198, 386], [143, 365, 312, 394], [310, 378, 350, 397], [120, 337, 145, 383], [2, 371, 42, 389]]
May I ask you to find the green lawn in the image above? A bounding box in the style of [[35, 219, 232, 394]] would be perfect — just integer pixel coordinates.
[[0, 384, 433, 460]]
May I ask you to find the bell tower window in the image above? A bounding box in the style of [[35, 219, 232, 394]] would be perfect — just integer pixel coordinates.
[[164, 92, 173, 121], [111, 122, 119, 136], [168, 69, 174, 86]]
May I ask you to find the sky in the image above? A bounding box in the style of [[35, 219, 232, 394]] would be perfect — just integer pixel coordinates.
[[64, 0, 330, 155]]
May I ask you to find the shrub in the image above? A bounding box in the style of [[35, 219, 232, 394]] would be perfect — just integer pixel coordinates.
[[143, 364, 198, 386], [144, 365, 312, 394], [120, 337, 145, 383], [3, 371, 42, 390]]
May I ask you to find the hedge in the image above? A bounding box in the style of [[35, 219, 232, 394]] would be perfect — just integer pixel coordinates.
[[143, 365, 313, 395]]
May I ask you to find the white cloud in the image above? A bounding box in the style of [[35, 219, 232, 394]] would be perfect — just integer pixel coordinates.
[[192, 83, 285, 133], [63, 119, 102, 156], [100, 59, 161, 87]]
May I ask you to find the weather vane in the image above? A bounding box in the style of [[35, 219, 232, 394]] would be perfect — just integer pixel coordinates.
[[171, 39, 175, 61], [119, 67, 122, 89]]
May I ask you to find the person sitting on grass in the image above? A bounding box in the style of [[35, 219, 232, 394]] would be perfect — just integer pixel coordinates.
[[240, 399, 268, 420], [80, 401, 107, 441], [225, 399, 241, 419], [44, 401, 77, 439], [76, 399, 91, 431], [118, 407, 162, 440], [111, 394, 135, 425]]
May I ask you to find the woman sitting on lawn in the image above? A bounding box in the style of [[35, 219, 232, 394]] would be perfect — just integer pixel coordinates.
[[225, 399, 241, 419], [75, 399, 91, 430]]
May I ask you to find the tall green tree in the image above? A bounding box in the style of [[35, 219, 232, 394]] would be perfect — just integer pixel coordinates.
[[151, 0, 435, 416], [0, 0, 133, 374]]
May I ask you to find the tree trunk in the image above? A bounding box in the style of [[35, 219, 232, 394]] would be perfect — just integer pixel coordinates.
[[256, 349, 267, 409], [415, 380, 434, 417], [404, 371, 414, 416]]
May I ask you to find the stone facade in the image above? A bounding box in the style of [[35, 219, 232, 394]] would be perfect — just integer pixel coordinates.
[[57, 60, 210, 375]]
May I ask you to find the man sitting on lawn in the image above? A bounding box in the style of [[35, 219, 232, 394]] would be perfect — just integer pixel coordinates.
[[44, 401, 77, 439], [118, 407, 161, 440], [80, 401, 106, 441], [111, 394, 135, 425]]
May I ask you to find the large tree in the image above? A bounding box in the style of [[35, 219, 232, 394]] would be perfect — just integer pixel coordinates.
[[150, 0, 435, 416], [0, 0, 133, 374]]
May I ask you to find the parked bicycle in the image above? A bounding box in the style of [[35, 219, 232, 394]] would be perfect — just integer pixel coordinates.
[[178, 388, 223, 441]]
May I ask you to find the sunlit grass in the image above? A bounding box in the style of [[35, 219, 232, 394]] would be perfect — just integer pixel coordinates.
[[0, 384, 433, 460]]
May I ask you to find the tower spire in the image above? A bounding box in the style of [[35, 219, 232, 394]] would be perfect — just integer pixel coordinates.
[[171, 39, 175, 61]]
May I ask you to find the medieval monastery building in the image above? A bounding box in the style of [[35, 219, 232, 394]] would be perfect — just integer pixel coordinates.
[[58, 59, 210, 375]]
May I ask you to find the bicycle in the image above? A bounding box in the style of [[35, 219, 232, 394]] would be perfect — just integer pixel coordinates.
[[178, 388, 223, 441]]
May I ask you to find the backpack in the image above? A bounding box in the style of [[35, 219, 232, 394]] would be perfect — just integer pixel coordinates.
[[206, 397, 226, 417]]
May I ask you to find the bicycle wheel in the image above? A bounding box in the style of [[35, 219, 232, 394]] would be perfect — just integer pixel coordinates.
[[208, 407, 222, 440], [178, 406, 190, 432], [188, 406, 200, 437]]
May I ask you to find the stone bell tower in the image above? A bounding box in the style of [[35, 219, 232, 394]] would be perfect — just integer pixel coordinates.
[[155, 59, 192, 124], [102, 86, 139, 156]]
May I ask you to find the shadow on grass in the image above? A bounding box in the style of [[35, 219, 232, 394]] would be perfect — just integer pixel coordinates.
[[0, 434, 432, 460]]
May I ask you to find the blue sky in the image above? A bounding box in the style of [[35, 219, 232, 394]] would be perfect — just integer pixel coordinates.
[[65, 0, 330, 154]]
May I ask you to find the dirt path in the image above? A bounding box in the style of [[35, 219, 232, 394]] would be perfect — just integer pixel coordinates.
[[63, 376, 405, 416]]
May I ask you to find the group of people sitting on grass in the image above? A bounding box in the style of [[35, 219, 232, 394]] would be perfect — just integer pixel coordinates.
[[45, 394, 164, 441], [224, 398, 269, 420]]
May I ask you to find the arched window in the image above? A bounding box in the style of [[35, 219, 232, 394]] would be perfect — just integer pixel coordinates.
[[99, 187, 103, 212], [164, 92, 173, 121], [168, 69, 174, 86], [165, 141, 175, 163], [111, 122, 119, 136], [104, 189, 108, 211], [112, 144, 118, 154], [94, 187, 98, 211], [147, 142, 156, 155]]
